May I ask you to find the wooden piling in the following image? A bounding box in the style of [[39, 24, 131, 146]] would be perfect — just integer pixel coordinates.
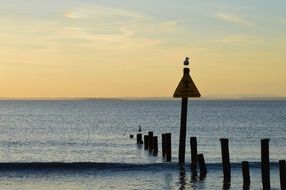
[[153, 136, 158, 156], [162, 134, 166, 158], [242, 161, 250, 188], [220, 138, 231, 183], [179, 97, 188, 164], [279, 160, 286, 190], [190, 137, 198, 172], [165, 133, 172, 162], [261, 138, 270, 190], [197, 154, 207, 176], [136, 133, 142, 144], [144, 135, 149, 150], [148, 131, 153, 152], [173, 65, 201, 164]]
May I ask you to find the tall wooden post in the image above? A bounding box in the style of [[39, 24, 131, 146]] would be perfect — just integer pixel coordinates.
[[261, 139, 270, 189], [220, 138, 231, 183], [179, 96, 188, 163], [165, 133, 172, 162], [148, 131, 153, 152], [279, 160, 286, 190], [190, 137, 198, 172], [197, 154, 207, 176], [173, 58, 201, 164], [153, 136, 158, 156], [162, 134, 166, 158], [242, 161, 250, 188], [144, 135, 149, 150], [136, 133, 142, 144]]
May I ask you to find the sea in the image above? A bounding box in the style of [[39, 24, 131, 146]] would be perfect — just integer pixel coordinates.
[[0, 100, 285, 189]]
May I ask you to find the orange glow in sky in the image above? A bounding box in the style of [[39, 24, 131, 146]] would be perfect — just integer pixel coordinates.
[[1, 1, 286, 98]]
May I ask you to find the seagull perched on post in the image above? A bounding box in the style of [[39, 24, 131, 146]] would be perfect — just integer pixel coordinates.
[[183, 57, 190, 66]]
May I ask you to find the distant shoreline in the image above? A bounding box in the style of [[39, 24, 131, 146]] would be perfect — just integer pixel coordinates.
[[0, 97, 286, 101]]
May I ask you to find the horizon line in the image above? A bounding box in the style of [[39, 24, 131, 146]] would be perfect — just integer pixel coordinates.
[[0, 96, 286, 101]]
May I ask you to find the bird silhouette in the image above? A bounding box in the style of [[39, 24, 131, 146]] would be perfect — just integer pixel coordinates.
[[183, 57, 190, 66]]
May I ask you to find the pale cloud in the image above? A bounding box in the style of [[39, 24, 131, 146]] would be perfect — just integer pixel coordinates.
[[217, 12, 254, 27], [1, 3, 180, 54], [158, 21, 178, 32], [60, 4, 182, 50], [0, 4, 161, 53], [64, 4, 149, 21], [64, 11, 84, 19], [214, 35, 262, 46], [60, 26, 160, 51]]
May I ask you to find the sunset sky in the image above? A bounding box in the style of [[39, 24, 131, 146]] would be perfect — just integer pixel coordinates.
[[1, 0, 286, 98]]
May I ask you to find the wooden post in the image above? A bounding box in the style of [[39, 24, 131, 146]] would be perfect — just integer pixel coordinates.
[[279, 160, 286, 190], [144, 135, 149, 150], [197, 154, 207, 176], [190, 137, 197, 173], [173, 64, 201, 164], [179, 97, 188, 164], [165, 133, 172, 162], [153, 136, 158, 156], [148, 131, 153, 152], [261, 139, 270, 190], [242, 161, 250, 188], [220, 138, 231, 183], [162, 134, 166, 158], [136, 133, 142, 144]]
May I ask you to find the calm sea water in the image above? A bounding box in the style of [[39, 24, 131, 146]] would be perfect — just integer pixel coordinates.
[[0, 100, 285, 189]]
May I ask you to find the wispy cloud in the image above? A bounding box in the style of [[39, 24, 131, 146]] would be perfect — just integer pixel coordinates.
[[1, 3, 181, 53], [60, 4, 183, 50], [214, 35, 262, 46], [64, 4, 149, 21], [158, 21, 178, 32], [60, 26, 160, 51], [217, 12, 254, 27]]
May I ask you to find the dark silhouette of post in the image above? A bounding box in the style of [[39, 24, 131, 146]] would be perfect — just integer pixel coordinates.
[[190, 137, 198, 172], [173, 58, 201, 164], [162, 134, 166, 158], [148, 131, 153, 152], [136, 133, 142, 144], [261, 139, 270, 190], [179, 96, 188, 163], [279, 160, 286, 190], [153, 136, 158, 156], [242, 161, 250, 188], [144, 135, 149, 150], [220, 138, 231, 184], [197, 154, 207, 176], [130, 135, 133, 138], [165, 133, 172, 162]]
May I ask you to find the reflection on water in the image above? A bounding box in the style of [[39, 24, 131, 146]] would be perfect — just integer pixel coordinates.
[[223, 182, 231, 190], [179, 166, 186, 190], [177, 165, 207, 190]]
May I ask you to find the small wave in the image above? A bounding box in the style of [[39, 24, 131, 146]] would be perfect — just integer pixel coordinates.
[[0, 162, 279, 172], [0, 162, 177, 172]]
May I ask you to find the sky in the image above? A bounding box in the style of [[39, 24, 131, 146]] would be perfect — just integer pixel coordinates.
[[1, 0, 286, 98]]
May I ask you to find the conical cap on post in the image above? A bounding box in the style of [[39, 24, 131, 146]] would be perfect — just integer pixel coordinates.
[[173, 68, 201, 98]]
